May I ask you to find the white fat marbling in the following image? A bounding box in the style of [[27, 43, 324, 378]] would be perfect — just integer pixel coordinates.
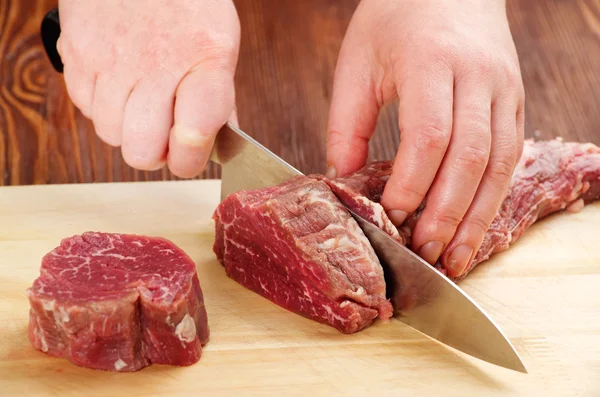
[[175, 314, 196, 343], [114, 359, 127, 371]]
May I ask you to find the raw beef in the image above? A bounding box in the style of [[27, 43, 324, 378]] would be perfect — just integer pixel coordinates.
[[319, 162, 421, 247], [213, 177, 393, 334], [213, 138, 599, 333], [323, 138, 600, 281], [27, 232, 209, 372]]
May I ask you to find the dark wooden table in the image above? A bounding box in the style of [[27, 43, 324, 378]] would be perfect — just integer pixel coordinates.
[[1, 0, 599, 186]]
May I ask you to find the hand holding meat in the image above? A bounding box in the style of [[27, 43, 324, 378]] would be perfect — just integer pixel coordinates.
[[56, 0, 240, 178], [326, 0, 525, 278]]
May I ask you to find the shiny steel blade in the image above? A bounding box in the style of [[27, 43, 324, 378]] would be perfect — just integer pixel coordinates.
[[210, 122, 302, 200], [352, 213, 527, 373], [209, 122, 526, 373]]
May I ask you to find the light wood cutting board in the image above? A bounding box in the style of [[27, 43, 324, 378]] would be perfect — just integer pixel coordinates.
[[0, 180, 599, 397]]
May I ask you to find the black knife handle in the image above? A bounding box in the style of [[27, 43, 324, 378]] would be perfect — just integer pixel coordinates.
[[41, 7, 64, 73]]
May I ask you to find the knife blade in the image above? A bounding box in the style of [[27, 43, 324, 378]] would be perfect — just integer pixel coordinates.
[[210, 122, 302, 200], [353, 213, 527, 373], [210, 122, 527, 373]]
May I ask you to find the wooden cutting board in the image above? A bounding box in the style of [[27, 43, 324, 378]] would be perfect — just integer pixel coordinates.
[[0, 180, 599, 396]]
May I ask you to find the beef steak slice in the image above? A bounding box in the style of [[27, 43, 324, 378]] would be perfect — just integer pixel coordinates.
[[27, 232, 209, 372], [323, 138, 600, 281], [213, 176, 393, 334]]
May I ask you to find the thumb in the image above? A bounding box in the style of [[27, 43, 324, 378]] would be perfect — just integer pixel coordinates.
[[326, 38, 380, 178], [228, 103, 239, 126], [167, 64, 236, 178]]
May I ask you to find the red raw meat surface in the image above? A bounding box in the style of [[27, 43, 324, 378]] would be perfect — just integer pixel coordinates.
[[27, 232, 209, 372], [213, 177, 393, 334]]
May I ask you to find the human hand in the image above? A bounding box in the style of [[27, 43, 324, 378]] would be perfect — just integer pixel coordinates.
[[326, 0, 524, 278], [57, 0, 240, 177]]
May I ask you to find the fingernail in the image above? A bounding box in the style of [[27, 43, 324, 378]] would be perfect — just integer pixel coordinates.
[[326, 164, 337, 179], [446, 245, 474, 277], [172, 124, 213, 148], [148, 160, 166, 171], [418, 241, 444, 264], [387, 210, 408, 226]]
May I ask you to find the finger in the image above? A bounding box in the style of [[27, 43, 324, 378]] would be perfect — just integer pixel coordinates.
[[228, 103, 239, 126], [380, 62, 454, 225], [62, 60, 96, 120], [167, 65, 235, 179], [441, 92, 519, 278], [411, 77, 492, 265], [91, 72, 132, 147], [121, 77, 177, 170], [516, 88, 525, 159], [325, 39, 380, 179]]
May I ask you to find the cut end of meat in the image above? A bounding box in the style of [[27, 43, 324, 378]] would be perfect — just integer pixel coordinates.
[[212, 176, 393, 334], [26, 232, 209, 372], [316, 162, 419, 247]]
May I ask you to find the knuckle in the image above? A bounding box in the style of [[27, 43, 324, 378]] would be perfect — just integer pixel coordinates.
[[326, 129, 347, 151], [518, 84, 526, 103], [57, 33, 77, 58], [487, 155, 516, 184], [465, 214, 492, 236], [459, 48, 522, 91], [433, 210, 464, 230], [327, 128, 345, 142], [455, 144, 490, 170], [474, 51, 496, 76], [391, 183, 428, 210], [428, 36, 459, 65], [414, 122, 451, 153], [149, 29, 238, 76], [500, 58, 521, 84], [503, 69, 521, 90], [488, 55, 523, 92], [456, 48, 495, 79], [191, 29, 238, 62]]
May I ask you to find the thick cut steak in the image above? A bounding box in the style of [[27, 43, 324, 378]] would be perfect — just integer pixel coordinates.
[[27, 232, 209, 372], [324, 139, 600, 281], [213, 177, 393, 334]]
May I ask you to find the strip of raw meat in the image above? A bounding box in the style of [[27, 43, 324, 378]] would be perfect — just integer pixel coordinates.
[[463, 138, 600, 280], [323, 138, 600, 281], [213, 176, 393, 334], [27, 232, 209, 372], [319, 162, 421, 247]]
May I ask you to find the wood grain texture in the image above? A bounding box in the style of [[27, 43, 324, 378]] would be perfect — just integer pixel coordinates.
[[0, 0, 599, 185], [0, 180, 599, 395], [508, 0, 600, 143]]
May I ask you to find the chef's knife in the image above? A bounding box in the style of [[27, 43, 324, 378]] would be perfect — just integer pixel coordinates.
[[41, 9, 526, 374]]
